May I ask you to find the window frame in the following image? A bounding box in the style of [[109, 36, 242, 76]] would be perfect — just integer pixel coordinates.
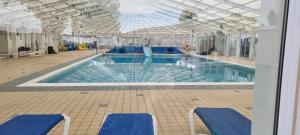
[[274, 0, 300, 134]]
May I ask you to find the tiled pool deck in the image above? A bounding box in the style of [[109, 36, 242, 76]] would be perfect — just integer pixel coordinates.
[[0, 90, 252, 135], [0, 51, 254, 135]]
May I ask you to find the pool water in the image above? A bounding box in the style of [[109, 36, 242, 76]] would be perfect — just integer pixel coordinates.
[[39, 54, 255, 83]]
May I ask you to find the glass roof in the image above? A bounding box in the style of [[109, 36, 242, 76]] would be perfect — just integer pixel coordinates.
[[0, 0, 261, 35]]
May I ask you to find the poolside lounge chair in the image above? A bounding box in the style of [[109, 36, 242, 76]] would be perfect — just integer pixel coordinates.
[[189, 107, 251, 135], [98, 113, 157, 135], [0, 114, 70, 135]]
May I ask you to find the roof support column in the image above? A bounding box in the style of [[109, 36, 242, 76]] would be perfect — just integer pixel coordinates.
[[249, 33, 257, 60], [235, 33, 241, 57]]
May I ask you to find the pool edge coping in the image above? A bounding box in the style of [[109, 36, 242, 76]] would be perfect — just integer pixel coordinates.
[[190, 54, 255, 69], [19, 82, 255, 87], [18, 53, 255, 87], [18, 54, 103, 87]]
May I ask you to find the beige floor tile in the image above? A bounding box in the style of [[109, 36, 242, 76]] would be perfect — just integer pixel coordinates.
[[0, 52, 254, 135]]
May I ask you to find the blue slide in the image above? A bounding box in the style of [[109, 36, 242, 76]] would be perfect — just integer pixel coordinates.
[[143, 46, 152, 57]]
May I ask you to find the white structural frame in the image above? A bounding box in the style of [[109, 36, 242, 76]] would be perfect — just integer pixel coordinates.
[[61, 114, 71, 135], [189, 107, 200, 135], [277, 0, 300, 134], [0, 0, 260, 35]]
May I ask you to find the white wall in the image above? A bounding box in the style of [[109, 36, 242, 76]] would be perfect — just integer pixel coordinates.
[[294, 54, 300, 135], [1, 24, 61, 56]]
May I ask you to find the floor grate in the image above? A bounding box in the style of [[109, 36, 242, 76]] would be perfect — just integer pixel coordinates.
[[80, 92, 88, 94], [245, 107, 253, 110], [99, 104, 108, 108], [191, 98, 199, 101]]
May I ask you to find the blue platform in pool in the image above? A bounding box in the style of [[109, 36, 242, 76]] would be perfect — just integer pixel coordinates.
[[111, 56, 181, 64], [107, 46, 183, 54], [151, 47, 182, 54]]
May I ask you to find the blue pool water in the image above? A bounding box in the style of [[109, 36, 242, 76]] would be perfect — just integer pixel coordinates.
[[39, 54, 255, 83]]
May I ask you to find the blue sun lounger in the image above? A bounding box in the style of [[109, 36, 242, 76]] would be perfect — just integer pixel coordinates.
[[0, 114, 70, 135], [189, 108, 251, 135], [98, 113, 157, 135]]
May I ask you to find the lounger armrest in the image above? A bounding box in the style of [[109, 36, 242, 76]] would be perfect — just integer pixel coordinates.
[[189, 107, 197, 135], [62, 114, 71, 135], [189, 107, 208, 135], [149, 113, 158, 135]]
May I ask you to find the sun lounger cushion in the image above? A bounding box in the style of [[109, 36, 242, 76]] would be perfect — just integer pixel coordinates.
[[0, 114, 64, 135], [194, 108, 251, 135], [98, 113, 154, 135]]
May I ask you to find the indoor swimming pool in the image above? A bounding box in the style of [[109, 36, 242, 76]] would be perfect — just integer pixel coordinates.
[[21, 54, 255, 86]]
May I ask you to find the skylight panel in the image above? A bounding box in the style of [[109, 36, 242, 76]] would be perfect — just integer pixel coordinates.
[[250, 23, 260, 27], [206, 10, 218, 14], [245, 1, 261, 9], [64, 9, 76, 13], [195, 4, 207, 10], [242, 12, 259, 18], [23, 1, 42, 8], [216, 13, 230, 18], [0, 9, 10, 15], [119, 0, 160, 14], [208, 26, 217, 30], [39, 14, 52, 18], [226, 16, 241, 21], [10, 13, 28, 18], [197, 13, 207, 17], [54, 4, 68, 9], [215, 3, 233, 10], [239, 20, 252, 24], [183, 0, 195, 6], [215, 19, 227, 23], [43, 0, 61, 4], [197, 18, 205, 22], [174, 0, 184, 3], [228, 0, 252, 5], [206, 16, 217, 20], [226, 22, 236, 26], [54, 12, 65, 16], [5, 5, 24, 10], [201, 0, 220, 6], [228, 8, 247, 14]]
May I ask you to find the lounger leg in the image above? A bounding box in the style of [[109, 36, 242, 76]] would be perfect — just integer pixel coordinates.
[[189, 108, 197, 135], [62, 114, 71, 135], [189, 108, 208, 135], [151, 114, 158, 135]]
